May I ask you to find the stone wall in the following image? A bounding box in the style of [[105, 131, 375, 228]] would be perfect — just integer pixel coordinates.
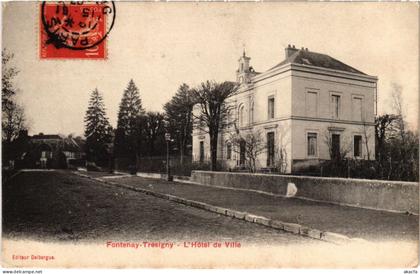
[[190, 171, 419, 214]]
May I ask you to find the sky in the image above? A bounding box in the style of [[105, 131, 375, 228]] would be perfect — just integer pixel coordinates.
[[2, 2, 419, 136]]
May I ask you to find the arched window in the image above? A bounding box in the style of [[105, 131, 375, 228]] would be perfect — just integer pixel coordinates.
[[238, 104, 245, 127]]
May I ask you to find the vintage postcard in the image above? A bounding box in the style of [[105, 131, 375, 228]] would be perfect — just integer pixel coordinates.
[[1, 1, 419, 270]]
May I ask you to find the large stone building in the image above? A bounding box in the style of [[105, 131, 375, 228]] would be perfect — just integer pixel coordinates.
[[192, 45, 377, 173]]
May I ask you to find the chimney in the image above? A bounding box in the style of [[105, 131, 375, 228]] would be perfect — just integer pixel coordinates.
[[285, 44, 298, 58]]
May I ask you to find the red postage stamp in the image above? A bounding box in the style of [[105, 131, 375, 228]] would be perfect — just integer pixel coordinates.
[[39, 1, 115, 59]]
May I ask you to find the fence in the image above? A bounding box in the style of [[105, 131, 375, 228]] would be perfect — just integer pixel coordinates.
[[115, 156, 418, 182], [115, 155, 206, 176]]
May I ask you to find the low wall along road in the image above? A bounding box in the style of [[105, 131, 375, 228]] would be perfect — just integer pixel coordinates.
[[190, 171, 419, 215]]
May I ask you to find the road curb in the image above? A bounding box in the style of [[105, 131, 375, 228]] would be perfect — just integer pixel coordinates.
[[73, 171, 366, 245]]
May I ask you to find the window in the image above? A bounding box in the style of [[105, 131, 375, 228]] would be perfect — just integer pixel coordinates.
[[331, 134, 341, 159], [331, 94, 341, 119], [307, 133, 317, 157], [41, 151, 52, 159], [199, 141, 204, 162], [226, 143, 232, 160], [238, 105, 245, 127], [352, 97, 363, 121], [267, 132, 275, 166], [268, 96, 275, 119], [306, 91, 318, 117], [354, 135, 362, 157]]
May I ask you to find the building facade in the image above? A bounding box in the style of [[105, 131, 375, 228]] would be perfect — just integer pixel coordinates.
[[192, 45, 377, 173], [23, 133, 85, 169]]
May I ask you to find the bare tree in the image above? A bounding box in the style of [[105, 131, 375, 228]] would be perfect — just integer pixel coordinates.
[[193, 81, 239, 171], [390, 83, 406, 141], [323, 128, 352, 161], [229, 129, 266, 173], [2, 49, 19, 109], [2, 49, 27, 144], [271, 126, 290, 173], [274, 142, 288, 174], [361, 121, 372, 160], [2, 101, 26, 143], [384, 83, 419, 181]]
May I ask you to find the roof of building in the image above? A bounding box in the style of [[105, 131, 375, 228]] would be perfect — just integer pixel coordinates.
[[32, 134, 62, 140], [268, 48, 366, 75], [30, 134, 84, 152]]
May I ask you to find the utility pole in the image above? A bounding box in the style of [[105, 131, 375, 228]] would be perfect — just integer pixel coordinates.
[[165, 132, 173, 181]]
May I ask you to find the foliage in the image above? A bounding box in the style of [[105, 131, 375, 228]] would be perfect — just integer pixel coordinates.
[[164, 83, 195, 163], [372, 84, 419, 181], [142, 111, 166, 156], [114, 79, 144, 160], [84, 88, 113, 166]]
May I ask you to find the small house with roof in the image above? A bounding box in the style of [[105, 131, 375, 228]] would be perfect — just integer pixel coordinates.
[[26, 133, 85, 168], [192, 45, 377, 173]]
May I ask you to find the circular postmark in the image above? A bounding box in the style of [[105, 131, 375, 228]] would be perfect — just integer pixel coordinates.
[[41, 1, 116, 50]]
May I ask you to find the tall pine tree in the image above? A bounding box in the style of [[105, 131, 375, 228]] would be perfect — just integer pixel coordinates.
[[114, 79, 145, 160], [84, 88, 112, 165]]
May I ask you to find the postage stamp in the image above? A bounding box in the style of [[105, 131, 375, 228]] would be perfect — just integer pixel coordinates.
[[39, 1, 115, 59]]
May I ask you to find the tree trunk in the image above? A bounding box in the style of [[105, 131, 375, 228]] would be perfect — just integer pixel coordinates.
[[180, 143, 184, 165], [210, 132, 218, 171]]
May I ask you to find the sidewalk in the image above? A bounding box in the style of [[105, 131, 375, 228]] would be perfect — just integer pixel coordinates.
[[78, 171, 419, 243]]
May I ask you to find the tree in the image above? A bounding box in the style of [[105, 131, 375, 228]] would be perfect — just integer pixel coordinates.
[[2, 49, 28, 166], [114, 79, 145, 161], [2, 101, 25, 143], [2, 49, 26, 143], [164, 83, 195, 164], [143, 111, 166, 156], [323, 128, 352, 161], [84, 88, 112, 165], [2, 49, 19, 109], [372, 83, 418, 181], [383, 83, 418, 180], [361, 121, 373, 160], [375, 114, 398, 161], [229, 129, 266, 173], [390, 83, 406, 141], [193, 81, 239, 171]]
